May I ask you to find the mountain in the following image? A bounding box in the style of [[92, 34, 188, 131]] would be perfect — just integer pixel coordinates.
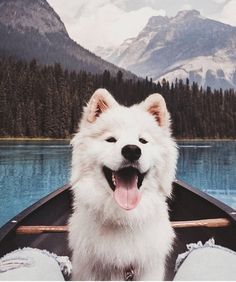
[[0, 0, 135, 79], [96, 10, 236, 89], [94, 37, 136, 66]]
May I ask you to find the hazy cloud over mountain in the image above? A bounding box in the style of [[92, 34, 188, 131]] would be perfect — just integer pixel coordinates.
[[48, 0, 235, 51]]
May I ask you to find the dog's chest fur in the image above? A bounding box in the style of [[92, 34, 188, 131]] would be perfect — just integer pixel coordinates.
[[70, 205, 173, 280]]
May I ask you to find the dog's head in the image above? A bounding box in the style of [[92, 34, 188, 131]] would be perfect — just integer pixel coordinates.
[[71, 89, 178, 217]]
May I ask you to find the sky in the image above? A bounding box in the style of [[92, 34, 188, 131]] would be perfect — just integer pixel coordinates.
[[47, 0, 236, 51]]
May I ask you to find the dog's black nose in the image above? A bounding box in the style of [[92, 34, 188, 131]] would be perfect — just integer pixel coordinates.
[[121, 145, 141, 162]]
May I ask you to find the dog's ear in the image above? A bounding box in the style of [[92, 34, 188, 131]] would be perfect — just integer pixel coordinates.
[[143, 94, 170, 127], [86, 89, 118, 123]]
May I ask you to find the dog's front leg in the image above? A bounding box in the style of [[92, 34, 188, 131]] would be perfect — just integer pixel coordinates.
[[71, 256, 96, 281]]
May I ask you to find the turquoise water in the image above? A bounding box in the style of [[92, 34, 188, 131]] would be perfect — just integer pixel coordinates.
[[0, 141, 71, 227], [0, 140, 236, 227], [177, 141, 236, 209]]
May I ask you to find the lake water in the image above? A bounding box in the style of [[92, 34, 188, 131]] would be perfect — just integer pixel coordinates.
[[0, 140, 236, 227]]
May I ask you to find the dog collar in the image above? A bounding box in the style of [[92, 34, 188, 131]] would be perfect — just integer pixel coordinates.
[[124, 265, 135, 281]]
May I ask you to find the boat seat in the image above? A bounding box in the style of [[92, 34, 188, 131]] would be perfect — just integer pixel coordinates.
[[0, 247, 71, 281], [174, 238, 236, 281]]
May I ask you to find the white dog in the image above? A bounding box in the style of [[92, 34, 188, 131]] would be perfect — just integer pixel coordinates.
[[69, 89, 178, 280]]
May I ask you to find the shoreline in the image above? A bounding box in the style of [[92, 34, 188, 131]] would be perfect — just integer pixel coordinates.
[[176, 138, 236, 141], [0, 137, 235, 141], [0, 137, 71, 141]]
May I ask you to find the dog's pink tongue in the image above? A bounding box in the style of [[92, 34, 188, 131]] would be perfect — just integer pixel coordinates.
[[114, 175, 141, 210]]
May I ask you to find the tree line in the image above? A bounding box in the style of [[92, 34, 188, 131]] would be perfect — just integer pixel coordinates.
[[0, 57, 236, 139]]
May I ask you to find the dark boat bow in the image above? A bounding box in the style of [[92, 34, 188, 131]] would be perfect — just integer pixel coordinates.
[[0, 180, 236, 280]]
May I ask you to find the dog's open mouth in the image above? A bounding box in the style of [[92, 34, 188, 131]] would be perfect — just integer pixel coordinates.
[[103, 166, 146, 210]]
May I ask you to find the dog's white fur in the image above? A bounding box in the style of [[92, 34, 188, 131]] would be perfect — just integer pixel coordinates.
[[69, 89, 178, 280]]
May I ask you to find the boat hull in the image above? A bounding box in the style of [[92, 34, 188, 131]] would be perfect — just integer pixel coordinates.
[[0, 180, 236, 280]]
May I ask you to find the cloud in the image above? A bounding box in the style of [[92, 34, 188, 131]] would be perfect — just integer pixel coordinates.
[[214, 0, 236, 26], [49, 0, 234, 50], [48, 0, 165, 51], [179, 4, 192, 11], [212, 0, 227, 4]]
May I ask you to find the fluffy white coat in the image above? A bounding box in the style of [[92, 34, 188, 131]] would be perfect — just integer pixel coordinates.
[[68, 89, 178, 280]]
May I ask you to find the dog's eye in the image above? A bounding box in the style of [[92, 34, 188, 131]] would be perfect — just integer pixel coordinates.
[[139, 138, 148, 144], [106, 137, 117, 143]]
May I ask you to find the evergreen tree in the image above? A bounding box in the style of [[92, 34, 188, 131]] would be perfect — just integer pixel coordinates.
[[0, 57, 235, 139]]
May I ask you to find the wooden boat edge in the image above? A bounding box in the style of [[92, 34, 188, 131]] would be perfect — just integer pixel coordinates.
[[175, 179, 236, 221], [0, 183, 71, 242], [1, 180, 236, 243]]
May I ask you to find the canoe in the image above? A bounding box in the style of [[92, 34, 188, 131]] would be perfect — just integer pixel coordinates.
[[0, 180, 236, 280]]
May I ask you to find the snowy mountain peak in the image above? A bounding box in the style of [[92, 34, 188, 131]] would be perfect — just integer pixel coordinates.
[[0, 0, 136, 79], [147, 15, 169, 27], [96, 9, 236, 90], [175, 9, 201, 19], [0, 0, 68, 35]]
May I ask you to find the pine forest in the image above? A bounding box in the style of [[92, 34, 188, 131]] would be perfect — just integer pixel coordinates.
[[0, 57, 236, 139]]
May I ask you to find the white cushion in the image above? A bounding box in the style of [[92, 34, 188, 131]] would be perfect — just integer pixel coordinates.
[[0, 248, 71, 281], [174, 239, 236, 281]]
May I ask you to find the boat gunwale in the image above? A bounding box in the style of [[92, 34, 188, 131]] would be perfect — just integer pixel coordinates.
[[0, 180, 236, 243], [0, 183, 71, 242], [175, 179, 236, 221]]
